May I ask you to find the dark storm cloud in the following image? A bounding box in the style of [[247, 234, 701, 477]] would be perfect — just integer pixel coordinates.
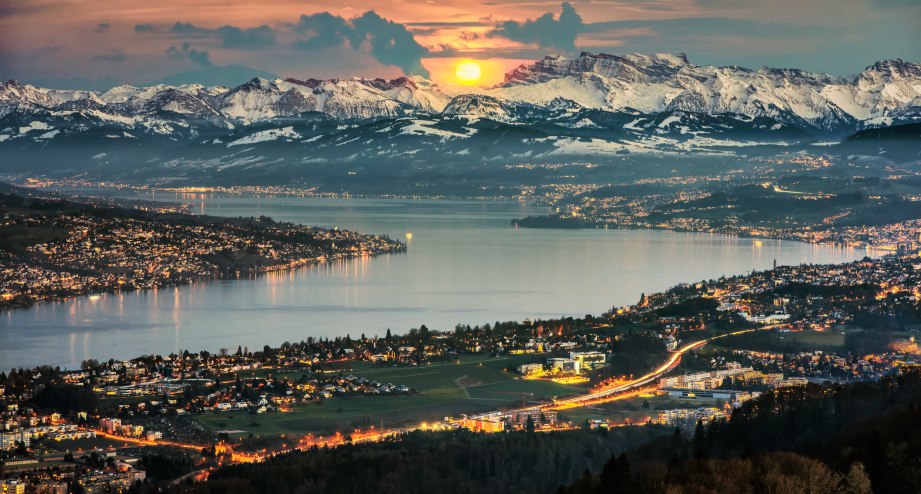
[[490, 2, 584, 51], [134, 23, 155, 33], [94, 23, 110, 33], [291, 11, 430, 77], [166, 43, 212, 67]]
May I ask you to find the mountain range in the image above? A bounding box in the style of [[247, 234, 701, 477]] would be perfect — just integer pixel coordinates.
[[1, 52, 919, 186]]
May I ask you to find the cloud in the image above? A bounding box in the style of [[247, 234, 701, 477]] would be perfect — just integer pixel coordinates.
[[215, 25, 276, 49], [169, 22, 211, 36], [127, 12, 428, 75], [490, 2, 584, 51], [93, 52, 126, 63], [160, 22, 276, 49], [291, 12, 353, 50], [0, 1, 60, 19], [352, 12, 430, 76], [94, 23, 109, 33], [291, 11, 430, 77], [166, 43, 211, 68]]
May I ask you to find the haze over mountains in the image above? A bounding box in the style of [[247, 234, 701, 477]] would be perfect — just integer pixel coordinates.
[[1, 52, 919, 186]]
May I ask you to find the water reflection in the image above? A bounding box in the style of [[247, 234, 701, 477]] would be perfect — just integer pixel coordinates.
[[1, 196, 870, 369]]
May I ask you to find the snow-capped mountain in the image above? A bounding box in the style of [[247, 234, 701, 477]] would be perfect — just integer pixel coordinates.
[[2, 53, 918, 134], [475, 53, 921, 133], [0, 75, 448, 124], [0, 53, 918, 185]]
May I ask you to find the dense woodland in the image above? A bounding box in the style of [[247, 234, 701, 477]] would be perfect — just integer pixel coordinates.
[[562, 368, 921, 493], [166, 428, 665, 494], [165, 369, 921, 494]]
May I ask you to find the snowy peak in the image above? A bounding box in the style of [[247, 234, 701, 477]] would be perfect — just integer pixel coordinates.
[[860, 59, 921, 82], [501, 52, 693, 87], [1, 54, 919, 137], [484, 53, 921, 133]]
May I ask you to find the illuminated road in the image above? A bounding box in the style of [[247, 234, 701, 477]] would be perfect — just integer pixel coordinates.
[[537, 327, 764, 411], [88, 326, 768, 465]]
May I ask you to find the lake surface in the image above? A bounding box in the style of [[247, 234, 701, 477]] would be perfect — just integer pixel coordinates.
[[1, 193, 871, 369]]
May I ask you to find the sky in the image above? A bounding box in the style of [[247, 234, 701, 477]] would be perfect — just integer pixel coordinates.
[[0, 0, 918, 89]]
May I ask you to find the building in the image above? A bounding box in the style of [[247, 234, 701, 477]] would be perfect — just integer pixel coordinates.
[[99, 418, 122, 434], [658, 367, 762, 390], [510, 408, 558, 428], [774, 377, 808, 388], [547, 358, 580, 374], [662, 388, 758, 407], [0, 428, 29, 449], [517, 363, 544, 376], [657, 407, 724, 427], [119, 424, 143, 437], [1, 480, 26, 494], [458, 414, 505, 433], [742, 312, 791, 324], [32, 482, 67, 494], [569, 351, 607, 371]]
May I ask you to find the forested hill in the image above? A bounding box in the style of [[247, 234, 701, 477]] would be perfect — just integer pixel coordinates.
[[560, 367, 921, 494], [171, 427, 664, 494]]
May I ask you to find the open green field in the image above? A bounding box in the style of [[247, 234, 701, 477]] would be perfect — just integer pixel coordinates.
[[711, 329, 847, 353], [197, 355, 584, 436]]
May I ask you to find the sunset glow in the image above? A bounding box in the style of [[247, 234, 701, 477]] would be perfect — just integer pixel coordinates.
[[454, 60, 482, 85]]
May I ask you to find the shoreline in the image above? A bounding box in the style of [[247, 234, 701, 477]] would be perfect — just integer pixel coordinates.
[[0, 248, 403, 314], [512, 216, 890, 253]]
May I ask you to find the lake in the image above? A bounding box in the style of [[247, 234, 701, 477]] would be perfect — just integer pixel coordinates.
[[0, 194, 871, 369]]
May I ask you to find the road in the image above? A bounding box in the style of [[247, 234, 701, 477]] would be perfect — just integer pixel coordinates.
[[87, 326, 768, 464], [534, 327, 764, 411]]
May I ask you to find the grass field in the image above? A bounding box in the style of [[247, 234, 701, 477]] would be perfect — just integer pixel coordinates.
[[711, 329, 847, 353], [196, 354, 584, 436]]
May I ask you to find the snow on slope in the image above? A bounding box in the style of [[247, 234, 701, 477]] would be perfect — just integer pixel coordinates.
[[0, 53, 918, 139], [226, 126, 300, 147]]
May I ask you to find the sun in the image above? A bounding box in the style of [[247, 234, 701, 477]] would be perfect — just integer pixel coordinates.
[[455, 60, 482, 85]]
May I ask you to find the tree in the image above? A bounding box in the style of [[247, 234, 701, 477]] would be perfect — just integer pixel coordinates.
[[692, 420, 707, 459], [600, 453, 632, 493], [641, 400, 650, 409], [842, 462, 873, 494], [526, 416, 535, 433]]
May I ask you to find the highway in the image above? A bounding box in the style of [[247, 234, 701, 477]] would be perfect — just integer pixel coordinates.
[[537, 327, 763, 411], [85, 326, 767, 464]]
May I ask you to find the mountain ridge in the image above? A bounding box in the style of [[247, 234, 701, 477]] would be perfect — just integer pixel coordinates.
[[0, 53, 918, 186], [2, 53, 918, 133]]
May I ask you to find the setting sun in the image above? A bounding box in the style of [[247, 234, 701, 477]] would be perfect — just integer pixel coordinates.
[[454, 60, 482, 85]]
